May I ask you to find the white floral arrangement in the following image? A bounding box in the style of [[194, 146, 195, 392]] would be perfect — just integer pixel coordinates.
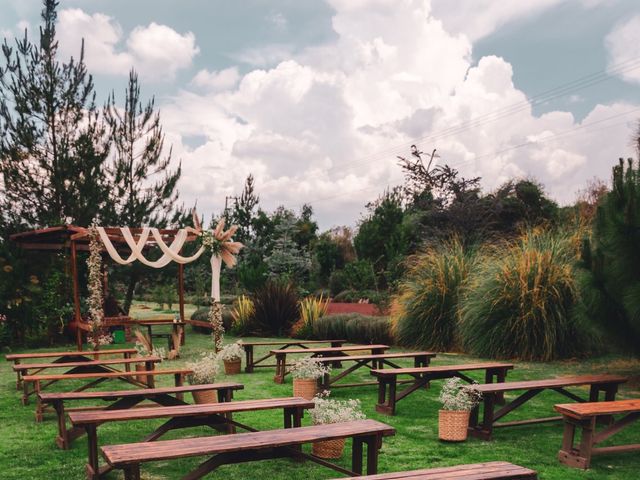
[[186, 351, 220, 385], [290, 357, 331, 380], [218, 342, 244, 362], [86, 226, 112, 348], [310, 391, 366, 425], [438, 377, 482, 411]]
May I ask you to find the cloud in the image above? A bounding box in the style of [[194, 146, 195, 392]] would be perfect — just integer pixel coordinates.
[[191, 67, 240, 91], [605, 15, 640, 84], [56, 9, 198, 80], [152, 0, 637, 228], [266, 12, 288, 31]]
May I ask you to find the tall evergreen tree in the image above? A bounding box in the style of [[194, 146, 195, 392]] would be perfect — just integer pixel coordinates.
[[0, 0, 109, 229], [104, 69, 184, 313]]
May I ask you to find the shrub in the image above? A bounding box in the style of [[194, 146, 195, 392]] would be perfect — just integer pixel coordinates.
[[251, 280, 299, 336], [230, 295, 255, 335], [292, 294, 329, 339], [191, 306, 234, 332], [459, 229, 595, 361], [391, 238, 476, 351], [329, 269, 348, 296], [313, 313, 392, 344]]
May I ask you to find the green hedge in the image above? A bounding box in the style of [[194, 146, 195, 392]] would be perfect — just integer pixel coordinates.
[[313, 313, 392, 344]]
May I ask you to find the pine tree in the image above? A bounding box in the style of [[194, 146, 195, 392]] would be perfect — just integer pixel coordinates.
[[0, 0, 109, 229], [104, 69, 184, 313], [230, 174, 259, 245]]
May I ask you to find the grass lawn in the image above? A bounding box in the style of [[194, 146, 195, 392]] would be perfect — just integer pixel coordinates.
[[1, 323, 639, 479]]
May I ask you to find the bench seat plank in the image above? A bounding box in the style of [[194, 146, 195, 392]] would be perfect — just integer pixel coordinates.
[[555, 398, 640, 419], [239, 340, 347, 373], [14, 356, 160, 371], [333, 461, 537, 479], [315, 352, 435, 362], [240, 340, 346, 346], [70, 397, 314, 424], [371, 363, 514, 377], [23, 368, 191, 382], [5, 348, 136, 361], [475, 375, 628, 393], [273, 344, 389, 356], [102, 419, 395, 465], [39, 382, 243, 402]]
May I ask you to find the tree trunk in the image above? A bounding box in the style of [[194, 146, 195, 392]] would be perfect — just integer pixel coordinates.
[[123, 268, 139, 315]]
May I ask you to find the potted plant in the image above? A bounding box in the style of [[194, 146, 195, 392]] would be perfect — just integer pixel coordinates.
[[290, 357, 330, 400], [438, 377, 482, 442], [309, 392, 366, 458], [186, 352, 221, 404], [218, 342, 244, 375]]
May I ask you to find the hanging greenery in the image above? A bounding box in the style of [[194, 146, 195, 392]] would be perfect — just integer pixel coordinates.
[[209, 300, 224, 352], [86, 227, 112, 348]]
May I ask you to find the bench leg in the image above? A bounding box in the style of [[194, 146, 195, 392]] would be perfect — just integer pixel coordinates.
[[365, 436, 379, 475], [85, 425, 100, 480], [274, 354, 286, 383], [53, 401, 69, 449], [123, 464, 141, 480], [351, 437, 364, 475], [558, 418, 593, 469], [174, 373, 183, 401], [469, 393, 494, 440], [35, 380, 44, 422], [244, 346, 254, 373]]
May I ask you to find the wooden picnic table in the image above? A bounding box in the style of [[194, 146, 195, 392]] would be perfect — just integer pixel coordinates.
[[315, 352, 436, 390], [330, 461, 538, 479], [5, 348, 137, 389], [39, 382, 243, 449], [371, 362, 514, 415], [101, 419, 396, 479], [71, 396, 313, 479], [555, 398, 640, 469], [24, 367, 192, 421], [17, 356, 161, 404], [136, 320, 186, 350], [239, 339, 346, 373], [468, 374, 627, 440], [272, 344, 390, 383]]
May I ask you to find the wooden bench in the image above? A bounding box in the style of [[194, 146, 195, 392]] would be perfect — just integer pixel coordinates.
[[40, 382, 243, 449], [555, 398, 640, 469], [24, 368, 192, 421], [239, 339, 346, 373], [71, 396, 314, 479], [101, 419, 396, 479], [469, 375, 627, 440], [371, 363, 514, 415], [330, 461, 538, 479], [5, 348, 136, 389], [17, 356, 161, 404], [273, 344, 390, 383], [314, 352, 436, 390]]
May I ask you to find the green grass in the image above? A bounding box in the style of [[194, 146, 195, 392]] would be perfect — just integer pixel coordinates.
[[1, 326, 639, 479]]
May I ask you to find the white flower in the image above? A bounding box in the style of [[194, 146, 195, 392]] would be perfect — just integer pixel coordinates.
[[309, 392, 366, 425], [218, 342, 244, 361], [290, 357, 331, 380]]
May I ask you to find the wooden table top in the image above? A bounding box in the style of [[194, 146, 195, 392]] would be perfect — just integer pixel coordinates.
[[271, 344, 389, 355]]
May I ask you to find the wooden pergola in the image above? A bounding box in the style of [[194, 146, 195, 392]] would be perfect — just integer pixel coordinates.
[[10, 225, 198, 350]]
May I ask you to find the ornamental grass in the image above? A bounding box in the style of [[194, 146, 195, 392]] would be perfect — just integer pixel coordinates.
[[391, 237, 477, 351], [459, 228, 597, 361]]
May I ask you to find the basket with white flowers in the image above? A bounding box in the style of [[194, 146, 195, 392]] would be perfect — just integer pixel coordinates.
[[290, 357, 331, 400], [218, 342, 244, 375], [310, 391, 366, 458]]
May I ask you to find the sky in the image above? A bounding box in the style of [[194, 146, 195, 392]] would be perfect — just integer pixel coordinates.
[[1, 0, 639, 229]]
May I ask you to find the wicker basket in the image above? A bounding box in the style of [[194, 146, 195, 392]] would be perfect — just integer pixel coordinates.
[[192, 389, 219, 404], [293, 378, 318, 400], [224, 358, 242, 375], [438, 410, 471, 442], [134, 364, 148, 386], [312, 438, 345, 458]]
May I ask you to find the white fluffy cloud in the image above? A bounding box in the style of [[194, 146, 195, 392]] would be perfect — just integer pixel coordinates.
[[56, 9, 198, 79], [605, 15, 640, 84], [146, 1, 640, 227]]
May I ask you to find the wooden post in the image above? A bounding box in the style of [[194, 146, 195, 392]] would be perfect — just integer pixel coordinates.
[[70, 240, 83, 351], [178, 264, 185, 321]]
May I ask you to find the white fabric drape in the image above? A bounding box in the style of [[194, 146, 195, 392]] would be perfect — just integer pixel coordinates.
[[96, 226, 222, 302]]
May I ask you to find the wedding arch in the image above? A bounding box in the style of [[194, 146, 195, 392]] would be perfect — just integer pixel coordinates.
[[10, 217, 242, 351]]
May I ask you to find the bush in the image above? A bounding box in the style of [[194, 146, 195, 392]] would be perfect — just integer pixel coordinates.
[[251, 280, 299, 336], [313, 313, 392, 344], [329, 270, 348, 296], [230, 295, 255, 335], [391, 238, 476, 351], [459, 229, 597, 361], [190, 306, 234, 332], [292, 295, 329, 339]]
